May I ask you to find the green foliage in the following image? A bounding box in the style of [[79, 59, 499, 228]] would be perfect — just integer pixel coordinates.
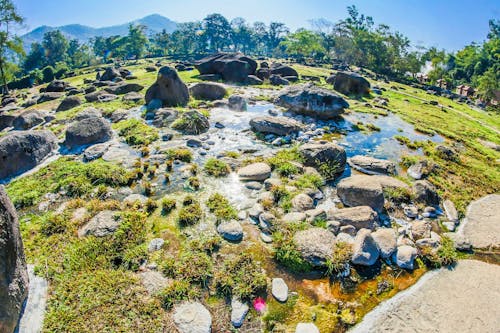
[[204, 158, 230, 177], [188, 235, 222, 254], [188, 176, 201, 190], [160, 197, 177, 214], [292, 173, 324, 189], [273, 224, 313, 273], [6, 158, 129, 208], [206, 193, 237, 222], [177, 199, 203, 226], [325, 242, 353, 276], [113, 119, 159, 146], [316, 158, 342, 181], [215, 252, 267, 300], [166, 148, 192, 162], [267, 147, 303, 169], [42, 65, 55, 82], [383, 186, 414, 204], [280, 29, 325, 59], [159, 280, 199, 310], [421, 236, 458, 268], [163, 251, 213, 286], [263, 294, 299, 330], [276, 162, 300, 177]]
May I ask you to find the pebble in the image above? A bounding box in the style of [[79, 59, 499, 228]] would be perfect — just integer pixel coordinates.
[[272, 278, 289, 302]]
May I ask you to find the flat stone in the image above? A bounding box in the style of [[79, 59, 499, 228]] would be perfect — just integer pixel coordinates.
[[272, 278, 289, 302], [460, 194, 500, 248], [296, 323, 320, 333], [217, 220, 244, 241], [348, 155, 396, 175], [230, 297, 249, 328], [173, 301, 212, 333], [139, 270, 169, 294], [351, 229, 380, 266], [328, 206, 378, 230], [238, 162, 271, 181], [78, 210, 121, 237]]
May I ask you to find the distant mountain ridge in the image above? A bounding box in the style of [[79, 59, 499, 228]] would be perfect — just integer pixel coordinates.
[[21, 14, 177, 47]]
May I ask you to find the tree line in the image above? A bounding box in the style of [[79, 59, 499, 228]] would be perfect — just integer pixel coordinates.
[[0, 1, 498, 103]]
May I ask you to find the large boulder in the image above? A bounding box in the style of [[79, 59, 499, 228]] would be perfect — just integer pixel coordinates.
[[291, 193, 315, 212], [12, 110, 46, 130], [299, 142, 346, 176], [372, 228, 397, 259], [0, 186, 29, 333], [293, 228, 336, 267], [0, 114, 15, 130], [250, 116, 304, 136], [393, 245, 417, 269], [194, 53, 257, 83], [351, 229, 380, 266], [104, 83, 144, 95], [189, 83, 227, 101], [64, 115, 112, 150], [333, 71, 370, 95], [348, 155, 396, 175], [56, 96, 82, 112], [100, 67, 121, 81], [0, 131, 58, 179], [270, 63, 299, 78], [84, 90, 118, 103], [173, 301, 212, 333], [238, 163, 271, 181], [145, 66, 189, 107], [37, 92, 64, 104], [461, 194, 500, 248], [337, 175, 385, 211], [413, 180, 440, 206], [45, 80, 68, 92], [276, 85, 349, 119], [328, 206, 378, 230]]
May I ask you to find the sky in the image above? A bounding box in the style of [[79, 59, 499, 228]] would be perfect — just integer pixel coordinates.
[[13, 0, 500, 51]]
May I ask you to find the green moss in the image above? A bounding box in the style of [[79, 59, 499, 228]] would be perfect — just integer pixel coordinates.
[[267, 146, 304, 169], [383, 186, 414, 204], [206, 193, 237, 222], [421, 236, 458, 268], [204, 158, 230, 177], [187, 176, 201, 190], [276, 162, 300, 177], [166, 148, 192, 162], [292, 173, 324, 189], [326, 242, 353, 276], [159, 280, 200, 310], [160, 197, 176, 215], [177, 200, 203, 226], [273, 223, 313, 273], [6, 157, 129, 208], [113, 119, 159, 146]]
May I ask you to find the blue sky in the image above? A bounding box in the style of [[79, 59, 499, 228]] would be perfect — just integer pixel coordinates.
[[13, 0, 500, 51]]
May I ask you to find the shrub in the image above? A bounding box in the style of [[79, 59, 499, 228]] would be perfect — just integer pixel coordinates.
[[215, 252, 267, 300], [383, 187, 413, 204], [188, 235, 222, 254], [204, 158, 230, 177], [113, 119, 159, 146], [163, 251, 213, 286], [160, 197, 176, 214], [40, 212, 68, 236], [292, 173, 324, 189], [166, 148, 192, 162], [326, 242, 352, 276], [267, 147, 303, 169], [42, 66, 55, 83], [274, 229, 313, 273], [421, 236, 458, 268], [144, 198, 158, 214], [276, 162, 300, 177], [178, 201, 203, 226], [188, 176, 201, 190], [206, 193, 237, 221], [159, 280, 199, 310]]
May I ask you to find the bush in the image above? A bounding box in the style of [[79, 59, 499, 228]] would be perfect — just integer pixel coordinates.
[[159, 280, 199, 310], [163, 251, 213, 286], [204, 158, 230, 177], [178, 201, 203, 226], [113, 119, 159, 146], [215, 252, 267, 300], [160, 197, 176, 214], [188, 235, 222, 254], [188, 176, 200, 190], [326, 242, 352, 276], [40, 212, 68, 236], [166, 148, 192, 162], [206, 193, 237, 221], [292, 173, 324, 189], [42, 66, 55, 83], [274, 229, 313, 273], [276, 162, 300, 177], [421, 236, 458, 268], [267, 147, 303, 169]]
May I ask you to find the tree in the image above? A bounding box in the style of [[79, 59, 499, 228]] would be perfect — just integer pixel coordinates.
[[203, 14, 232, 52], [477, 66, 499, 103], [67, 39, 92, 68], [126, 24, 148, 59], [0, 0, 24, 94], [42, 30, 69, 66], [23, 42, 46, 72], [280, 29, 325, 60], [267, 22, 289, 54], [231, 18, 256, 53]]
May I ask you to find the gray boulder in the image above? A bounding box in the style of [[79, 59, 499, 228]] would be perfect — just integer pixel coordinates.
[[328, 206, 378, 230], [293, 228, 336, 267], [348, 155, 396, 175], [333, 71, 370, 95], [351, 229, 380, 266], [231, 297, 249, 328], [78, 211, 121, 237], [337, 175, 385, 211], [45, 80, 68, 92], [372, 228, 397, 258], [238, 163, 271, 181], [105, 83, 144, 95], [462, 194, 500, 248], [393, 245, 417, 269], [189, 83, 227, 100], [37, 92, 64, 103], [0, 131, 58, 179], [270, 74, 290, 86], [0, 186, 29, 333], [296, 323, 320, 333], [250, 116, 304, 136], [228, 95, 247, 111], [217, 220, 244, 241], [173, 301, 212, 333], [195, 53, 257, 83], [299, 142, 346, 177], [145, 66, 189, 107], [56, 96, 82, 112], [291, 193, 314, 212], [64, 115, 112, 150], [413, 180, 440, 206], [0, 114, 15, 130], [12, 110, 45, 130], [270, 64, 299, 77], [172, 110, 209, 135], [276, 85, 349, 119], [100, 67, 121, 81]]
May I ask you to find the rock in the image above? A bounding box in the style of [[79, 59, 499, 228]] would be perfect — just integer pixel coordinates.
[[435, 145, 458, 161], [293, 228, 336, 267], [172, 110, 209, 135], [328, 206, 378, 230], [413, 180, 440, 206], [12, 110, 45, 130], [173, 301, 212, 333], [198, 74, 221, 82], [393, 245, 417, 269], [0, 113, 15, 130], [83, 142, 109, 161], [282, 212, 307, 223], [276, 85, 349, 119], [152, 108, 178, 127], [122, 91, 143, 102], [145, 66, 157, 73], [100, 67, 121, 81], [189, 83, 227, 101], [333, 71, 370, 95], [37, 92, 64, 103], [443, 199, 458, 223], [336, 232, 355, 245], [442, 222, 456, 232], [461, 194, 500, 248], [56, 96, 82, 112], [0, 131, 58, 179], [326, 221, 341, 234], [272, 278, 288, 302], [305, 208, 327, 222], [238, 163, 271, 181], [270, 64, 299, 77], [410, 220, 431, 240], [84, 90, 118, 103], [231, 297, 249, 328], [348, 155, 396, 175], [228, 95, 247, 111], [148, 238, 165, 252], [372, 228, 397, 258], [444, 232, 472, 251], [45, 80, 68, 92], [245, 181, 263, 190], [145, 66, 189, 107], [64, 115, 112, 150], [351, 229, 380, 266], [250, 116, 304, 136], [194, 53, 257, 83], [245, 75, 263, 85], [351, 260, 500, 333], [295, 323, 320, 333], [0, 186, 29, 333], [407, 160, 433, 180], [270, 74, 290, 86], [299, 142, 346, 176], [217, 220, 244, 241], [337, 175, 385, 211], [123, 193, 148, 205], [291, 193, 314, 212], [78, 211, 121, 237], [340, 225, 357, 236], [105, 83, 144, 95], [139, 270, 169, 295], [416, 238, 440, 248], [403, 204, 418, 218], [248, 203, 263, 220]]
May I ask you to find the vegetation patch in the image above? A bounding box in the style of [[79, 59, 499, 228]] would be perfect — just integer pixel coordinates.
[[113, 119, 159, 146], [204, 158, 230, 177], [206, 193, 238, 222], [177, 198, 203, 226], [166, 148, 192, 162]]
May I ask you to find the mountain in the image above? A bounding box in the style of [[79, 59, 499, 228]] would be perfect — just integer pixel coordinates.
[[21, 14, 177, 47]]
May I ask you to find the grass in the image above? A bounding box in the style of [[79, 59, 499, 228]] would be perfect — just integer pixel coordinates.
[[177, 198, 203, 226], [206, 193, 238, 222], [166, 148, 192, 162], [6, 157, 129, 208], [267, 146, 304, 170], [326, 242, 353, 276], [204, 158, 230, 177], [273, 223, 313, 273], [113, 118, 159, 146]]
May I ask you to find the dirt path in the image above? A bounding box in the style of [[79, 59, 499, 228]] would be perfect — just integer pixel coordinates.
[[350, 260, 500, 333]]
